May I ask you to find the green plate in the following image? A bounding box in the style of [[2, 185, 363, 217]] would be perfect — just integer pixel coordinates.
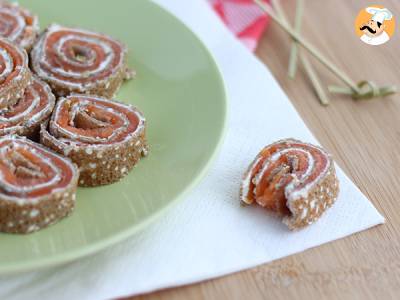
[[1, 0, 227, 274]]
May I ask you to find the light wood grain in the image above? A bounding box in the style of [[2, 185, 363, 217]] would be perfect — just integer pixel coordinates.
[[126, 1, 400, 299]]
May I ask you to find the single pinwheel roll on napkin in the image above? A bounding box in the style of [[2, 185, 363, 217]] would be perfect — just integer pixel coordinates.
[[241, 139, 339, 229]]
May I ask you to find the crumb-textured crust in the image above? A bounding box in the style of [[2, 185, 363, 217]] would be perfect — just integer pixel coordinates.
[[0, 38, 32, 108], [0, 136, 79, 234], [40, 95, 148, 187], [41, 124, 148, 186], [0, 1, 40, 51], [0, 177, 77, 234], [30, 24, 132, 98], [0, 76, 55, 140], [283, 162, 339, 230]]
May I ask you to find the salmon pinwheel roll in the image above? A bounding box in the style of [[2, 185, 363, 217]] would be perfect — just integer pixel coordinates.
[[31, 24, 132, 98], [0, 136, 79, 234], [0, 1, 39, 51], [41, 95, 148, 187], [240, 139, 339, 230], [0, 38, 32, 108], [0, 76, 55, 139]]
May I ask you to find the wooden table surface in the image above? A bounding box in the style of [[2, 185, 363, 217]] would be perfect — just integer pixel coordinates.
[[130, 1, 400, 299]]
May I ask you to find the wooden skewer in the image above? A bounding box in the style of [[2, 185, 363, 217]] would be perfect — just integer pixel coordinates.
[[271, 0, 329, 105], [255, 0, 397, 102], [287, 0, 303, 79], [254, 0, 360, 93]]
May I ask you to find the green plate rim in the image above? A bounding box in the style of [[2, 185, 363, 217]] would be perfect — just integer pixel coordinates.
[[1, 1, 228, 275]]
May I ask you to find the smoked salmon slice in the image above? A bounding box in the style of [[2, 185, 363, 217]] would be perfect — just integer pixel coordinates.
[[0, 76, 55, 139], [31, 24, 132, 98], [0, 135, 79, 234], [240, 139, 339, 229], [0, 38, 32, 109], [0, 1, 39, 50], [41, 94, 148, 187]]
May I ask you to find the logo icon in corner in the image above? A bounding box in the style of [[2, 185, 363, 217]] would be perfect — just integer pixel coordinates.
[[355, 5, 395, 46]]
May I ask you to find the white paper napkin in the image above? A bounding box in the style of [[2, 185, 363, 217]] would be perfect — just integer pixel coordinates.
[[0, 1, 384, 299]]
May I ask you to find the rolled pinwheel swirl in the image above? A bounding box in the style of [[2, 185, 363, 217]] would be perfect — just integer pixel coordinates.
[[41, 95, 148, 187], [0, 136, 79, 234], [240, 139, 339, 230], [31, 24, 132, 98], [0, 37, 32, 108], [0, 76, 55, 139], [0, 1, 39, 50]]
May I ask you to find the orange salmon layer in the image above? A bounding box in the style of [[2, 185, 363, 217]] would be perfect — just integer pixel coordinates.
[[0, 37, 32, 109], [0, 76, 55, 138]]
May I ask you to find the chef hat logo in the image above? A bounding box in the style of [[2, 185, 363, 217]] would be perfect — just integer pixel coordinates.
[[366, 7, 393, 23], [355, 5, 395, 46]]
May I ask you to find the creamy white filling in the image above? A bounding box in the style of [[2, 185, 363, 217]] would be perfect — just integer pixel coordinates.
[[0, 89, 39, 124], [0, 79, 55, 132], [254, 148, 313, 187], [0, 9, 25, 42], [51, 98, 130, 144], [44, 95, 145, 152], [54, 35, 98, 68], [240, 156, 261, 204], [0, 144, 61, 195], [0, 47, 13, 83], [43, 35, 115, 79]]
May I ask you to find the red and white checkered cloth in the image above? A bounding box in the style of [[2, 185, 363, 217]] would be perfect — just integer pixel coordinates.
[[208, 0, 270, 51]]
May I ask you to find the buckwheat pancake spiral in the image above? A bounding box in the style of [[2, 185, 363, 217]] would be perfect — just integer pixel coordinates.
[[41, 95, 148, 187], [0, 1, 39, 50], [0, 37, 32, 108], [31, 24, 132, 98], [0, 136, 79, 234], [0, 76, 55, 138], [240, 139, 339, 229]]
